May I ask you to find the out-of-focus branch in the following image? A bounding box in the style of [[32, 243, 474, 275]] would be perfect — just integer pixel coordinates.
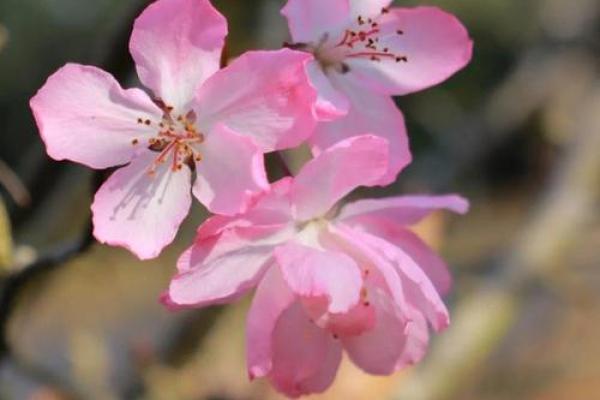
[[0, 24, 7, 52], [408, 47, 597, 192], [393, 84, 600, 400], [0, 224, 94, 356], [0, 158, 31, 207], [1, 354, 84, 400]]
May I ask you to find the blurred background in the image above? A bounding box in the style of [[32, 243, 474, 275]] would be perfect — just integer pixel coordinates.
[[0, 0, 599, 399]]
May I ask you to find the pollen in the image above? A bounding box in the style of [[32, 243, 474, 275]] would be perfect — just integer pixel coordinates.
[[139, 107, 205, 175], [286, 7, 409, 75]]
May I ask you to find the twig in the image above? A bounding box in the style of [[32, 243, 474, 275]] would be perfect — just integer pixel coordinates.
[[0, 158, 31, 207], [0, 228, 94, 356], [0, 353, 84, 399]]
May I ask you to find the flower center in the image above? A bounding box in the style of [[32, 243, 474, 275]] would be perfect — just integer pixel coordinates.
[[286, 7, 408, 74], [132, 103, 204, 175]]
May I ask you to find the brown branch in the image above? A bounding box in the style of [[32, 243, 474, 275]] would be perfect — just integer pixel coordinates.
[[0, 158, 31, 207]]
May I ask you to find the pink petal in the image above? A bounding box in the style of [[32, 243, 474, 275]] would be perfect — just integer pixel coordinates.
[[323, 223, 407, 310], [291, 135, 389, 221], [346, 6, 473, 95], [281, 0, 350, 43], [129, 0, 227, 111], [306, 60, 350, 120], [338, 194, 469, 228], [325, 301, 376, 337], [30, 63, 162, 169], [168, 225, 290, 307], [361, 223, 452, 296], [358, 232, 450, 331], [269, 301, 342, 397], [399, 309, 430, 367], [196, 178, 294, 240], [247, 266, 296, 379], [309, 76, 411, 184], [275, 242, 363, 314], [195, 49, 317, 152], [342, 288, 408, 375], [349, 0, 393, 19], [91, 151, 191, 259], [192, 124, 269, 215]]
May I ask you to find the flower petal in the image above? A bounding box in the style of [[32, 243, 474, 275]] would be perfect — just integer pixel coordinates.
[[30, 63, 162, 169], [323, 223, 407, 310], [281, 0, 350, 43], [342, 288, 408, 375], [269, 301, 342, 397], [349, 0, 393, 19], [195, 49, 317, 152], [310, 75, 411, 184], [167, 225, 289, 307], [325, 301, 376, 337], [399, 309, 429, 367], [275, 242, 363, 314], [357, 232, 450, 331], [291, 135, 389, 221], [359, 223, 452, 296], [346, 6, 473, 95], [195, 178, 294, 240], [192, 124, 269, 215], [129, 0, 227, 111], [338, 194, 469, 228], [247, 266, 296, 380], [91, 151, 191, 259], [306, 60, 350, 120]]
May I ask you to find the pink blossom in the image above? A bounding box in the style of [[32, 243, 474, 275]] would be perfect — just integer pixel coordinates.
[[30, 0, 317, 259], [163, 136, 469, 397], [281, 0, 473, 183]]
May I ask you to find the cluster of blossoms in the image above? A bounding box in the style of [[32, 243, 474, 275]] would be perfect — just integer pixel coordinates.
[[31, 0, 472, 397]]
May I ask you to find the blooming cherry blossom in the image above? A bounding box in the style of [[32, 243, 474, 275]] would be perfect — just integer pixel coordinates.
[[30, 0, 317, 259], [163, 136, 469, 397], [281, 0, 473, 183]]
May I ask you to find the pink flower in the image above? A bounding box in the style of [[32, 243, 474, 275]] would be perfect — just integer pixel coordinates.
[[163, 135, 469, 397], [281, 0, 473, 183], [30, 0, 317, 259]]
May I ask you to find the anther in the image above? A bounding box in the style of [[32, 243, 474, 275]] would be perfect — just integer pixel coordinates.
[[396, 29, 404, 35], [131, 139, 139, 145]]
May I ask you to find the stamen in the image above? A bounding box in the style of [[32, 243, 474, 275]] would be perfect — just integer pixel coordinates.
[[140, 110, 205, 175]]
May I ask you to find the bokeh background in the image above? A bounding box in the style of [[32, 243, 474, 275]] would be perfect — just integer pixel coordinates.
[[0, 0, 599, 399]]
